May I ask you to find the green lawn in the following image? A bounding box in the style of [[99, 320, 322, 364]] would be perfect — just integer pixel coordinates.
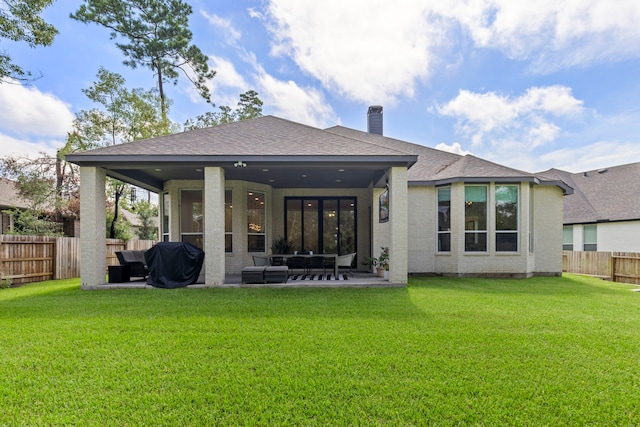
[[0, 275, 638, 426]]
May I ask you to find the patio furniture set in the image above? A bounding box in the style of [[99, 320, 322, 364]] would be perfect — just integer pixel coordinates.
[[241, 253, 356, 284]]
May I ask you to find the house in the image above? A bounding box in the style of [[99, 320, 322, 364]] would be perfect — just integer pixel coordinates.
[[66, 107, 571, 289], [0, 178, 29, 234], [539, 163, 640, 252], [0, 177, 79, 236]]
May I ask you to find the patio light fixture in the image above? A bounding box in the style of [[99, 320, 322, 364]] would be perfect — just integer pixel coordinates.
[[234, 160, 247, 168]]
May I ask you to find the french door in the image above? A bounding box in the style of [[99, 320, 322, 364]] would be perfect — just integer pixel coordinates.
[[285, 197, 356, 255]]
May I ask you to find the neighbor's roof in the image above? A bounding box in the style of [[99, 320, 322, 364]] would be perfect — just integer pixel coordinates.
[[539, 162, 640, 223], [0, 178, 29, 209]]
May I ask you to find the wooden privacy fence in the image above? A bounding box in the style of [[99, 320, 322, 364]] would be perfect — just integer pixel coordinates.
[[0, 235, 157, 285], [563, 251, 640, 285]]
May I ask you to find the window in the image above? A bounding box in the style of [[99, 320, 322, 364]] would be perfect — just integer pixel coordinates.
[[495, 185, 518, 252], [247, 191, 265, 252], [225, 189, 232, 252], [465, 185, 487, 252], [161, 192, 170, 242], [529, 188, 534, 253], [563, 226, 573, 251], [180, 189, 203, 248], [583, 225, 597, 251], [437, 187, 451, 252]]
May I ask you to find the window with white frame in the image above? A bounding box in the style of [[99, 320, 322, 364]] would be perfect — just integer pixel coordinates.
[[225, 189, 232, 252], [247, 191, 266, 252], [180, 189, 203, 248], [563, 225, 573, 251], [437, 187, 451, 252], [495, 185, 518, 252], [464, 185, 487, 252], [161, 192, 170, 242], [529, 188, 534, 253], [583, 225, 597, 251]]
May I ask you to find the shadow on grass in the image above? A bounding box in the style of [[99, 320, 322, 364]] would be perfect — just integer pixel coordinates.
[[408, 273, 626, 297], [0, 278, 427, 322]]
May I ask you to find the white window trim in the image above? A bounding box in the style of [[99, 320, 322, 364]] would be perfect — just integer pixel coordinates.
[[495, 184, 519, 253], [464, 184, 488, 253]]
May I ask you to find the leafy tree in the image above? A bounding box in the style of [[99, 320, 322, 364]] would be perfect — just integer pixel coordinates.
[[68, 67, 171, 238], [1, 151, 79, 235], [183, 90, 263, 130], [1, 207, 62, 236], [105, 208, 132, 242], [71, 0, 215, 124], [133, 200, 158, 240], [76, 67, 174, 146], [0, 0, 58, 82]]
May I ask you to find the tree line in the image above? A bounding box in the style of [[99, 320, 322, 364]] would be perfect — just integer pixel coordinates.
[[0, 0, 263, 239]]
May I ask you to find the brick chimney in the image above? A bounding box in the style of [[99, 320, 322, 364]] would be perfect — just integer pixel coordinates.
[[367, 105, 383, 135]]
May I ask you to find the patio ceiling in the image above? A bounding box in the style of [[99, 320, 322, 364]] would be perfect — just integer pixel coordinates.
[[76, 155, 413, 193]]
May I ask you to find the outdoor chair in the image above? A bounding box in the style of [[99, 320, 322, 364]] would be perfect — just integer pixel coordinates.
[[115, 250, 149, 278], [288, 256, 308, 276], [270, 256, 287, 266], [252, 255, 270, 266], [336, 253, 356, 276], [308, 255, 326, 276]]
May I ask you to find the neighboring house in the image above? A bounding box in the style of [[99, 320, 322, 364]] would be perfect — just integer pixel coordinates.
[[0, 178, 29, 234], [67, 107, 571, 289], [540, 163, 640, 252], [119, 207, 159, 238], [0, 178, 79, 236]]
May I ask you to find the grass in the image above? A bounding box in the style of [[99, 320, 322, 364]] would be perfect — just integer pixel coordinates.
[[0, 275, 638, 426]]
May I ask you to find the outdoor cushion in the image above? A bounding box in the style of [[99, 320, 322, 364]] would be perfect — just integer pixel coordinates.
[[242, 266, 265, 284]]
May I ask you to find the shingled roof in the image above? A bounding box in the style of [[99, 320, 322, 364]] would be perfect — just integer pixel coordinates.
[[326, 125, 570, 191], [67, 115, 571, 193], [70, 116, 410, 158], [0, 178, 28, 209], [539, 162, 640, 223]]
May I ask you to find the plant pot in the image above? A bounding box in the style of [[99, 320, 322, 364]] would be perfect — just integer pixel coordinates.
[[383, 269, 389, 280], [376, 267, 385, 277]]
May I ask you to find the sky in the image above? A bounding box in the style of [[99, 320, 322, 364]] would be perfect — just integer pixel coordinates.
[[2, 0, 640, 174]]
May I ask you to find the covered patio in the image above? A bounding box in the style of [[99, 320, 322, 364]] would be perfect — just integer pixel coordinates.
[[67, 116, 417, 289]]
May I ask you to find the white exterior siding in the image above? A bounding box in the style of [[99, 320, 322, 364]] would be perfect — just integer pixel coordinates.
[[533, 185, 564, 275], [567, 221, 640, 252], [407, 186, 436, 273], [405, 182, 564, 277]]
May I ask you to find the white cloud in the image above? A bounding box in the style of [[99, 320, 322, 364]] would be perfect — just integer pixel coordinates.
[[437, 85, 584, 149], [433, 0, 640, 72], [255, 72, 337, 128], [538, 140, 640, 173], [261, 0, 640, 105], [183, 55, 249, 106], [435, 142, 470, 156], [0, 81, 74, 138], [201, 11, 242, 44], [0, 133, 60, 159], [264, 0, 445, 104]]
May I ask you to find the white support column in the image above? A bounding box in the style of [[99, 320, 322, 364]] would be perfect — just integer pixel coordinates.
[[204, 167, 226, 286], [79, 166, 106, 289], [389, 166, 408, 284]]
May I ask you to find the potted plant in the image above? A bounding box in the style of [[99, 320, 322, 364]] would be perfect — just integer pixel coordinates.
[[361, 256, 378, 274], [378, 247, 389, 279], [271, 237, 292, 254]]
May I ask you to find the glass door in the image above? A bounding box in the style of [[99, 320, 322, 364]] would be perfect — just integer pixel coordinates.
[[286, 197, 356, 255]]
